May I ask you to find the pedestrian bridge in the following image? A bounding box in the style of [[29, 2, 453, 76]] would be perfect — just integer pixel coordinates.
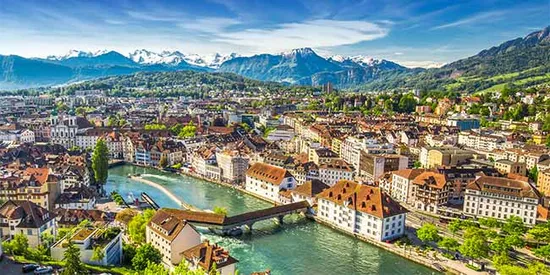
[[174, 201, 311, 235]]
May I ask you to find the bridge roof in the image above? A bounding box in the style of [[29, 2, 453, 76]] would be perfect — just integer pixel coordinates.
[[166, 201, 310, 227]]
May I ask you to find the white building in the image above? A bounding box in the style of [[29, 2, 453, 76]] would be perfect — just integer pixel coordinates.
[[0, 200, 57, 247], [50, 112, 94, 148], [464, 176, 540, 225], [216, 150, 249, 184], [458, 130, 508, 151], [383, 169, 426, 204], [181, 241, 238, 275], [318, 159, 354, 186], [317, 180, 408, 241], [245, 163, 297, 203], [146, 208, 202, 268], [51, 227, 122, 266]]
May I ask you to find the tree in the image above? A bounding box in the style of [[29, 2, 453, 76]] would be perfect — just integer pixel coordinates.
[[502, 216, 527, 236], [459, 228, 489, 261], [9, 233, 29, 255], [437, 237, 459, 252], [142, 262, 170, 275], [132, 243, 162, 270], [159, 155, 168, 168], [528, 221, 550, 243], [92, 139, 109, 186], [62, 242, 85, 275], [478, 217, 501, 228], [179, 121, 197, 138], [128, 209, 156, 243], [416, 223, 440, 243], [91, 246, 105, 262], [41, 231, 54, 247], [398, 93, 417, 113], [492, 252, 511, 267], [534, 244, 550, 261], [490, 236, 512, 254], [122, 242, 136, 266], [528, 166, 539, 183], [413, 161, 422, 168], [213, 206, 228, 216], [144, 124, 167, 130], [75, 107, 87, 117], [27, 245, 50, 262], [448, 220, 462, 235]]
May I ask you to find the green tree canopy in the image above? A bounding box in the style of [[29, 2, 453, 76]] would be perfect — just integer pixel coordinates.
[[416, 223, 440, 243], [213, 206, 228, 216], [179, 121, 197, 138], [437, 237, 459, 252], [132, 243, 162, 271], [502, 216, 527, 236], [62, 241, 85, 275], [92, 139, 109, 185], [128, 209, 156, 243]]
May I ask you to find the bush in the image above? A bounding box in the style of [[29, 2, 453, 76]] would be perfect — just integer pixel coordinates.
[[466, 264, 482, 271]]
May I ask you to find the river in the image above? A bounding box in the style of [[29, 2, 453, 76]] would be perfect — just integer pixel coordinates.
[[106, 165, 435, 275]]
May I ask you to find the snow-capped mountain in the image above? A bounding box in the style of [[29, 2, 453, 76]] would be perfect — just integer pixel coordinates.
[[46, 50, 110, 61], [329, 55, 385, 67], [127, 50, 239, 69], [128, 49, 187, 65]]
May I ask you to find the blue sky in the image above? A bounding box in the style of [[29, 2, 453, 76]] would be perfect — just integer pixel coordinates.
[[0, 0, 548, 67]]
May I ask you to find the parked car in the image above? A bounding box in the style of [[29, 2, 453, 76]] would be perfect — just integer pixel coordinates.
[[22, 264, 40, 273], [34, 266, 53, 274]]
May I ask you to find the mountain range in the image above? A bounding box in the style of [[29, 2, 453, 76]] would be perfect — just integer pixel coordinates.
[[0, 26, 548, 91]]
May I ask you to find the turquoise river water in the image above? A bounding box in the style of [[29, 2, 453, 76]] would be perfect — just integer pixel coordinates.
[[106, 165, 436, 275]]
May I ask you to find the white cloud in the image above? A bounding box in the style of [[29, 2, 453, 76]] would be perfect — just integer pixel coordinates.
[[398, 60, 445, 69], [178, 17, 241, 33], [213, 19, 389, 53], [394, 52, 404, 55], [431, 11, 506, 30]]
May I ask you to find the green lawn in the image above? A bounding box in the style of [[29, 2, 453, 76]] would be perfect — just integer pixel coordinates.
[[12, 255, 134, 275]]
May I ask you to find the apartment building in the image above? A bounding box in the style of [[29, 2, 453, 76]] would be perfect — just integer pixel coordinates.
[[359, 153, 408, 181], [464, 176, 540, 225], [384, 169, 426, 204], [425, 147, 474, 169], [146, 208, 202, 268], [245, 163, 297, 203], [216, 150, 249, 184], [182, 241, 238, 275], [317, 180, 408, 241], [458, 130, 507, 151], [538, 169, 550, 196], [0, 200, 57, 247], [495, 159, 526, 176], [318, 158, 354, 186], [410, 171, 452, 213]]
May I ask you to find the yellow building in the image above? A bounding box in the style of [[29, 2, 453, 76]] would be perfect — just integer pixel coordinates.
[[495, 159, 527, 176], [533, 133, 547, 145], [427, 148, 473, 168], [538, 169, 550, 196]]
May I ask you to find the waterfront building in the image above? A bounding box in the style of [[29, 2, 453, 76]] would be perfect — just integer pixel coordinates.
[[317, 180, 408, 241], [216, 150, 249, 184], [51, 227, 122, 266], [182, 241, 238, 275], [464, 176, 540, 225], [245, 163, 297, 203], [0, 200, 57, 247], [290, 179, 330, 206], [146, 208, 202, 268]]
